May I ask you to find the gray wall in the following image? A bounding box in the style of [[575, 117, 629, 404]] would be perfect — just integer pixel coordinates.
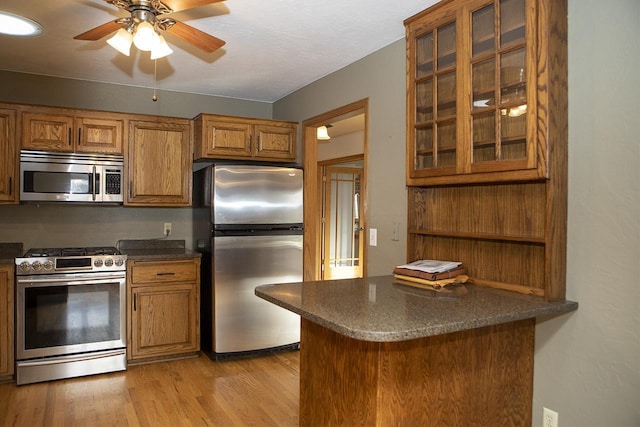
[[0, 70, 272, 119], [274, 1, 640, 426], [0, 70, 272, 250], [273, 40, 408, 276]]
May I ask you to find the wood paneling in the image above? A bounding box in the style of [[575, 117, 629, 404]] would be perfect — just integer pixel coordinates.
[[300, 317, 535, 426]]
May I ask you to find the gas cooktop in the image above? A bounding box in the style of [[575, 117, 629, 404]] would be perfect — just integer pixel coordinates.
[[16, 246, 126, 275]]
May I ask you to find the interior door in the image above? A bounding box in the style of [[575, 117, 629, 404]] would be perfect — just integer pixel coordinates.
[[322, 166, 364, 280]]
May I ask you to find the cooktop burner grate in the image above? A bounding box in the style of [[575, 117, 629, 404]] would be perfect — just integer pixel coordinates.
[[23, 247, 121, 258]]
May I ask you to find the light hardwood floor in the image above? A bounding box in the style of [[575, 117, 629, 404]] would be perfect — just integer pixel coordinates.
[[0, 351, 300, 426]]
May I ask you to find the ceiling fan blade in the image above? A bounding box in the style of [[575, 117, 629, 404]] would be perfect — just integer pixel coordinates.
[[161, 0, 225, 13], [165, 21, 225, 53], [74, 20, 122, 41]]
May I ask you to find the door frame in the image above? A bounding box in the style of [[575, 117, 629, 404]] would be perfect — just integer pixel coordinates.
[[301, 98, 369, 281]]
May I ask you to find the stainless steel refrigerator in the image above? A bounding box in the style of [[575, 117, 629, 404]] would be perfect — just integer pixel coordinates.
[[193, 164, 303, 358]]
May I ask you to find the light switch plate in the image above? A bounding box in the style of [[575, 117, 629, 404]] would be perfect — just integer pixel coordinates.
[[370, 228, 377, 246]]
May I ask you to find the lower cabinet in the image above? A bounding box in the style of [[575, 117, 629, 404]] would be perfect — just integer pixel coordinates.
[[0, 264, 14, 381], [127, 258, 200, 362]]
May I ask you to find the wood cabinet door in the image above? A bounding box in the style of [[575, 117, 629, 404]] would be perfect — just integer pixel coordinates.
[[253, 123, 297, 161], [202, 119, 252, 158], [0, 109, 17, 204], [75, 117, 124, 154], [22, 112, 74, 152], [129, 283, 199, 360], [0, 265, 14, 379], [127, 120, 192, 206]]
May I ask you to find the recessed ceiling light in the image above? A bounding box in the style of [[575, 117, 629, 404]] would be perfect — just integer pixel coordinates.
[[0, 11, 43, 37]]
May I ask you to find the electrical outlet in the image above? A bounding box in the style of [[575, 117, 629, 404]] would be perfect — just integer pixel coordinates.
[[543, 407, 558, 427], [163, 223, 172, 237]]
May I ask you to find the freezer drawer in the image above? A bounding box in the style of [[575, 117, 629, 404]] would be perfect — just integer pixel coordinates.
[[213, 234, 302, 354]]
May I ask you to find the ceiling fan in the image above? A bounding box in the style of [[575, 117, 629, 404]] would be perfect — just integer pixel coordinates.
[[74, 0, 226, 58]]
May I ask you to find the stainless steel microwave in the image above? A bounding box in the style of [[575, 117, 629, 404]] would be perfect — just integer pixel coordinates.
[[20, 150, 124, 203]]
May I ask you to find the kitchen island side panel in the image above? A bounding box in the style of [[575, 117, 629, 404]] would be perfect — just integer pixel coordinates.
[[300, 317, 534, 426]]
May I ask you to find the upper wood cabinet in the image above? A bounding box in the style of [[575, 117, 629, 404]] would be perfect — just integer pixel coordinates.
[[126, 118, 192, 206], [404, 0, 567, 301], [194, 114, 297, 162], [21, 107, 124, 154], [0, 108, 18, 204], [405, 0, 563, 186]]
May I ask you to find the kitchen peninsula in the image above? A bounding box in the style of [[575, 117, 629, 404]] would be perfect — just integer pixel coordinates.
[[256, 277, 578, 426]]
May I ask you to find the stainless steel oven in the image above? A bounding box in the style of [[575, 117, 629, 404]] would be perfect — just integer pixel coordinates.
[[20, 150, 124, 203], [15, 247, 127, 385]]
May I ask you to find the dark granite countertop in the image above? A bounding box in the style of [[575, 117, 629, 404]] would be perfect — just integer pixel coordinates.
[[118, 239, 201, 261], [255, 275, 578, 342], [0, 242, 23, 264]]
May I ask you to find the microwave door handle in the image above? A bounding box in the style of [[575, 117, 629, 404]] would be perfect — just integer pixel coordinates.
[[92, 165, 97, 201]]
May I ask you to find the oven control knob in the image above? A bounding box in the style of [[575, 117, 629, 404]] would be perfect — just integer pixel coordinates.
[[104, 258, 114, 267], [43, 260, 54, 270], [20, 261, 31, 273], [32, 261, 43, 271], [94, 258, 104, 268], [115, 257, 124, 267]]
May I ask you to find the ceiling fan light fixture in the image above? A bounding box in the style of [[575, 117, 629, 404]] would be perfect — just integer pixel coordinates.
[[150, 34, 173, 59], [0, 11, 43, 37], [133, 21, 158, 52], [317, 126, 331, 141], [107, 28, 133, 56]]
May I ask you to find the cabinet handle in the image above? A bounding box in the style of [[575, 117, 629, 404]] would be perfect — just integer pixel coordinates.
[[133, 294, 137, 311], [68, 128, 72, 145], [129, 181, 132, 198], [8, 177, 11, 196], [78, 128, 81, 145], [157, 272, 176, 276]]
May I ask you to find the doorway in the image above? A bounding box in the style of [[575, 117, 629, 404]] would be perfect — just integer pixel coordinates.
[[320, 158, 364, 280], [302, 99, 368, 281]]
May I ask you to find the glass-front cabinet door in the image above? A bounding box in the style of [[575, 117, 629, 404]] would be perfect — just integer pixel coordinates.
[[409, 14, 458, 177], [406, 0, 546, 185], [470, 0, 532, 171]]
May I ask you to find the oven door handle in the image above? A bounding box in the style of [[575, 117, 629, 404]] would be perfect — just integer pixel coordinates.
[[17, 349, 126, 367], [18, 275, 125, 286]]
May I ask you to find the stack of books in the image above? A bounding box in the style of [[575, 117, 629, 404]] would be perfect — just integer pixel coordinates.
[[393, 260, 467, 291]]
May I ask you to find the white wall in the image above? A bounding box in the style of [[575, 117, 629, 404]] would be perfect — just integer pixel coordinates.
[[275, 1, 640, 425], [317, 130, 365, 162]]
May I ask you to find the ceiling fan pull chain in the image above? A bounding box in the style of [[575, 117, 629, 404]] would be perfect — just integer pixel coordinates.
[[152, 59, 158, 102]]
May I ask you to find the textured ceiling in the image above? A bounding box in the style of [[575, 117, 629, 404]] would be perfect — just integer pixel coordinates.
[[0, 0, 437, 102]]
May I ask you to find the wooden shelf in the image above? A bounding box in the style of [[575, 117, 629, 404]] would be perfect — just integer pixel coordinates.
[[408, 229, 545, 244]]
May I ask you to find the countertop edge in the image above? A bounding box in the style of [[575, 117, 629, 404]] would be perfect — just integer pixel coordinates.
[[255, 279, 578, 342]]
